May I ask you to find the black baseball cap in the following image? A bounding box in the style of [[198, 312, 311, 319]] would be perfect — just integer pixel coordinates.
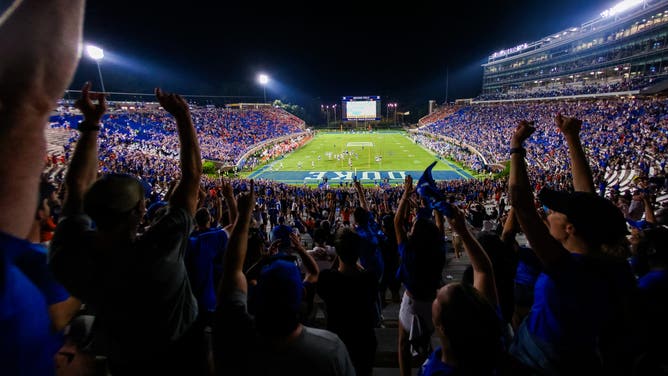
[[538, 188, 628, 246]]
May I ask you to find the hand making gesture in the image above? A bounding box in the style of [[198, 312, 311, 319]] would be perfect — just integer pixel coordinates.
[[511, 120, 536, 148], [155, 88, 190, 119], [555, 113, 582, 137], [402, 175, 413, 197], [75, 82, 107, 125]]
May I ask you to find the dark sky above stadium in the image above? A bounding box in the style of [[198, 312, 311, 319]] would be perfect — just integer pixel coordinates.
[[68, 0, 614, 120]]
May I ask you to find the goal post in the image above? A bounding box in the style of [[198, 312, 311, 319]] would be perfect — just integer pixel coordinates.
[[345, 142, 374, 147], [345, 142, 374, 168]]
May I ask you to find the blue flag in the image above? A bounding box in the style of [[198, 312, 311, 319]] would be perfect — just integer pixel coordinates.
[[416, 161, 454, 218]]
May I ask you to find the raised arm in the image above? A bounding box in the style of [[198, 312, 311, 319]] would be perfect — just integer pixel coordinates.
[[197, 186, 207, 209], [555, 114, 595, 193], [220, 178, 237, 227], [394, 175, 413, 245], [328, 199, 336, 223], [354, 180, 369, 211], [0, 0, 85, 237], [212, 195, 223, 227], [155, 88, 202, 216], [0, 0, 84, 102], [163, 179, 179, 201], [62, 83, 107, 217], [290, 233, 319, 284], [448, 206, 498, 306], [434, 209, 446, 238], [219, 180, 255, 296], [640, 191, 656, 224], [500, 207, 519, 246], [509, 120, 569, 269]]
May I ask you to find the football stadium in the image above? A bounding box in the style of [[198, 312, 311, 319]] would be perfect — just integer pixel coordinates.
[[3, 0, 668, 375]]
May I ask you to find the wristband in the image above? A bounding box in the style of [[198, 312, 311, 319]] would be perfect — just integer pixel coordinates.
[[77, 120, 101, 132], [509, 147, 526, 157]]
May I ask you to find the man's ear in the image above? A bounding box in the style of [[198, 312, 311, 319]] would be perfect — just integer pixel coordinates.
[[131, 200, 145, 221], [564, 222, 576, 236], [36, 198, 49, 221]]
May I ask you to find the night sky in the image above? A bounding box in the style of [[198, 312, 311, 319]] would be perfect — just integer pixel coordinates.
[[66, 0, 615, 120]]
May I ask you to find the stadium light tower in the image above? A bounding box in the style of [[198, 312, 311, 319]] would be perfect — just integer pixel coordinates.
[[387, 103, 397, 125], [257, 73, 269, 103], [85, 45, 106, 93]]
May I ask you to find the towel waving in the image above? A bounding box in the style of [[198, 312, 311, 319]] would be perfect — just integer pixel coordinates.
[[416, 161, 454, 218]]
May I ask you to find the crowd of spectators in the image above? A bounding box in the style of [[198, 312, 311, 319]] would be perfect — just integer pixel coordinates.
[[49, 102, 307, 166], [418, 98, 668, 183], [476, 76, 656, 101], [412, 134, 487, 172]]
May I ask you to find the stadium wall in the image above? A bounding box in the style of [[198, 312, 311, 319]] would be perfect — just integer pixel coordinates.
[[234, 131, 311, 170]]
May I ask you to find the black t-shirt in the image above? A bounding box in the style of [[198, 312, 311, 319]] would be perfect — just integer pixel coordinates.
[[317, 268, 378, 345]]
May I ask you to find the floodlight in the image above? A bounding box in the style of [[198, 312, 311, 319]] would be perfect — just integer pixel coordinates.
[[86, 45, 104, 61], [257, 73, 270, 103]]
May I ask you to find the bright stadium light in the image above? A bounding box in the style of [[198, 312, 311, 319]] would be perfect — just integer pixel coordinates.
[[86, 45, 104, 61], [85, 44, 106, 93], [601, 0, 643, 18], [257, 73, 269, 103]]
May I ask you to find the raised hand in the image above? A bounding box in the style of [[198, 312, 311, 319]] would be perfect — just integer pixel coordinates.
[[555, 113, 582, 137], [268, 240, 281, 256], [289, 232, 304, 251], [403, 175, 413, 197], [446, 205, 468, 234], [236, 179, 256, 217], [511, 120, 536, 148], [155, 88, 190, 119], [75, 82, 107, 123], [221, 178, 234, 198]]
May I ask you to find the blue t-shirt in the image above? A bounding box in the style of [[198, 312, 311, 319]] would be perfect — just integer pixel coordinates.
[[526, 253, 611, 351], [17, 242, 71, 305], [419, 347, 458, 376], [0, 232, 61, 375], [355, 222, 384, 282], [397, 241, 446, 301], [186, 228, 228, 312], [514, 246, 541, 287], [637, 269, 668, 291], [638, 269, 668, 332]]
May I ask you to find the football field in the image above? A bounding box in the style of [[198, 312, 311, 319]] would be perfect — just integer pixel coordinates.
[[248, 131, 473, 185]]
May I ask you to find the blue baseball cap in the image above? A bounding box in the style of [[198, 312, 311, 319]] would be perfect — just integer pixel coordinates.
[[256, 259, 303, 311], [254, 259, 304, 336]]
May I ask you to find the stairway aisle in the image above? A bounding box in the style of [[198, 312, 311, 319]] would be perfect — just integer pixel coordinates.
[[371, 251, 470, 375]]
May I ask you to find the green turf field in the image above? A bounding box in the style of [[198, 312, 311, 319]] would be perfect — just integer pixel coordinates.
[[248, 131, 474, 184]]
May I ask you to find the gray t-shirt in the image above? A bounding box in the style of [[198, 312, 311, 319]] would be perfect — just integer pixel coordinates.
[[215, 289, 355, 376], [50, 206, 197, 364], [259, 326, 356, 375]]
